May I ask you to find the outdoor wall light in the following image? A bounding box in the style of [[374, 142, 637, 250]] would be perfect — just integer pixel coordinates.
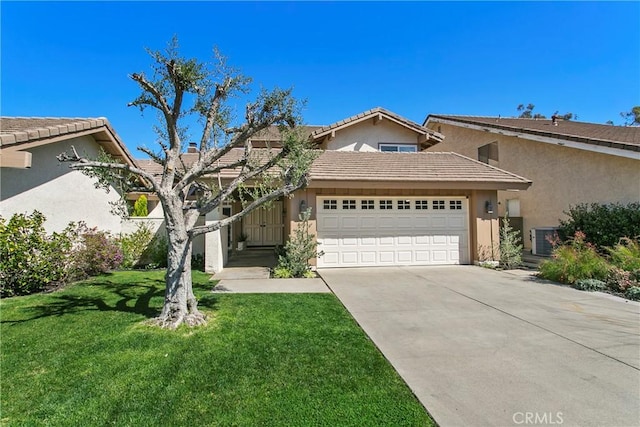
[[299, 199, 308, 215], [485, 201, 494, 214]]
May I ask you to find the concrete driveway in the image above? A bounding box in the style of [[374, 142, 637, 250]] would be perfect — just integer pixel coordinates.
[[319, 266, 640, 427]]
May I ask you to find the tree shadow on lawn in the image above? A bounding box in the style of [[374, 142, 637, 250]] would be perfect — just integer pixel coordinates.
[[2, 278, 219, 325]]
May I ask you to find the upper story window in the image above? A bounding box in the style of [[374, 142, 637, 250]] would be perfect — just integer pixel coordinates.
[[478, 142, 499, 164], [379, 143, 417, 153]]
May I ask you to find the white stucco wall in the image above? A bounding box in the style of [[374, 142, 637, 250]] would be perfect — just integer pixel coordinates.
[[324, 120, 420, 151], [0, 136, 124, 233]]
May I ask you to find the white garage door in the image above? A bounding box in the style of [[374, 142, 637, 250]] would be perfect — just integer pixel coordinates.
[[316, 197, 469, 268]]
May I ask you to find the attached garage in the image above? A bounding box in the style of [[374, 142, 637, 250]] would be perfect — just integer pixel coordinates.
[[317, 196, 469, 267]]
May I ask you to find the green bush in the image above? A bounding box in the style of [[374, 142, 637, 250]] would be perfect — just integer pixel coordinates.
[[72, 226, 123, 278], [499, 214, 522, 270], [273, 208, 324, 278], [625, 286, 640, 301], [607, 238, 640, 272], [272, 266, 293, 278], [118, 223, 155, 268], [559, 202, 640, 250], [0, 211, 75, 296], [538, 232, 610, 285], [146, 233, 168, 269], [132, 195, 148, 217], [191, 253, 205, 271], [573, 279, 607, 292]]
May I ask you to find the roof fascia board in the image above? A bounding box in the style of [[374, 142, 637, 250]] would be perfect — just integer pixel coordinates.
[[307, 179, 531, 191], [429, 117, 640, 160]]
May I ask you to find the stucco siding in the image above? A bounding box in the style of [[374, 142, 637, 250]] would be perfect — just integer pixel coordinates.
[[0, 136, 124, 233], [426, 123, 640, 248], [324, 120, 419, 151]]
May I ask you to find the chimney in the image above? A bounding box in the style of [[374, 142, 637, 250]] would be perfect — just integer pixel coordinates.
[[188, 142, 198, 153], [551, 114, 558, 126]]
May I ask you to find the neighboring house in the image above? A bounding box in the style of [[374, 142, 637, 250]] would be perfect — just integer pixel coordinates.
[[423, 115, 640, 253], [0, 117, 137, 233], [136, 108, 532, 271]]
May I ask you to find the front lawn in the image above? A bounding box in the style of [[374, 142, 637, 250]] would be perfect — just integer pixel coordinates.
[[1, 270, 433, 426]]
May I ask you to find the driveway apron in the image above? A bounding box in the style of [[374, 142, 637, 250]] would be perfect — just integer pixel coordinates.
[[320, 266, 640, 427]]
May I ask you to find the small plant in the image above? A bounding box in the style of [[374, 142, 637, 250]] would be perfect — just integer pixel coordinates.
[[272, 266, 293, 278], [273, 208, 324, 278], [191, 253, 205, 271], [132, 195, 149, 217], [573, 279, 607, 292], [72, 225, 123, 277], [625, 286, 640, 301], [499, 214, 522, 270], [118, 223, 155, 268], [607, 238, 640, 272], [605, 267, 639, 292], [538, 231, 610, 285]]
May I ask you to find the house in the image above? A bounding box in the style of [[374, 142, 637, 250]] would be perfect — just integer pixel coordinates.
[[422, 115, 640, 253], [0, 117, 138, 233], [141, 108, 530, 271]]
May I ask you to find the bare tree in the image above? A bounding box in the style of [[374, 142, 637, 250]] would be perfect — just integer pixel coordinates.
[[58, 37, 315, 329]]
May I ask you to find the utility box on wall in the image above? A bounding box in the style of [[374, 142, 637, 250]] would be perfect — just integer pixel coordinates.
[[530, 228, 559, 256]]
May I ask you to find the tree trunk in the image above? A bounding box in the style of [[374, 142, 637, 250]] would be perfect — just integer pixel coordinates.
[[153, 198, 205, 329]]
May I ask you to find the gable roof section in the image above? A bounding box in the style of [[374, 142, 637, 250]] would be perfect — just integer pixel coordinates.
[[0, 117, 137, 168], [309, 151, 531, 190], [312, 107, 444, 147], [425, 115, 640, 159]]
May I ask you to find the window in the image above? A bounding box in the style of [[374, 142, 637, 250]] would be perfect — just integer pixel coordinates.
[[361, 200, 375, 210], [397, 200, 411, 210], [449, 200, 462, 210], [379, 200, 393, 210], [323, 199, 337, 210], [342, 199, 356, 210], [379, 143, 417, 153], [478, 142, 499, 164], [433, 200, 445, 210], [415, 200, 429, 210]]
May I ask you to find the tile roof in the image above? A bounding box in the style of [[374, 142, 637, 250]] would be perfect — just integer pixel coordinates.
[[312, 107, 443, 143], [310, 151, 531, 185], [0, 116, 137, 166], [137, 149, 532, 189], [426, 115, 640, 152]]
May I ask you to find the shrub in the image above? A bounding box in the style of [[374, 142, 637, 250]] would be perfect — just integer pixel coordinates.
[[499, 214, 522, 270], [559, 202, 640, 250], [272, 266, 293, 279], [607, 238, 640, 272], [538, 231, 610, 285], [0, 211, 75, 296], [573, 279, 607, 292], [273, 208, 324, 278], [191, 253, 205, 271], [132, 195, 148, 217], [118, 223, 155, 269], [625, 286, 640, 301], [72, 225, 123, 278], [605, 267, 639, 292], [145, 233, 168, 269]]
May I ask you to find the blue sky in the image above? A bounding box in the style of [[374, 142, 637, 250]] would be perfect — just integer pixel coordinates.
[[2, 1, 639, 155]]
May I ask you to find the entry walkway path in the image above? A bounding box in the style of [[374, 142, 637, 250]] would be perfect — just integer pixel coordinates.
[[320, 266, 640, 427]]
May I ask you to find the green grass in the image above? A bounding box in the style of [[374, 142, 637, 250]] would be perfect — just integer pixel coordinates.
[[1, 270, 434, 426]]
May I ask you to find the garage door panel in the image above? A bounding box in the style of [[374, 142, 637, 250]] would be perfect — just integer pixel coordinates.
[[316, 197, 469, 268], [379, 252, 395, 263]]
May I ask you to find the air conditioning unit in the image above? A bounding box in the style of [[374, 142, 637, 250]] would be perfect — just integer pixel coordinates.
[[530, 227, 559, 256]]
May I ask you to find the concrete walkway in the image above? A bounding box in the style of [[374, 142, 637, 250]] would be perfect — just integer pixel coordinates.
[[212, 278, 330, 293], [320, 266, 640, 427]]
